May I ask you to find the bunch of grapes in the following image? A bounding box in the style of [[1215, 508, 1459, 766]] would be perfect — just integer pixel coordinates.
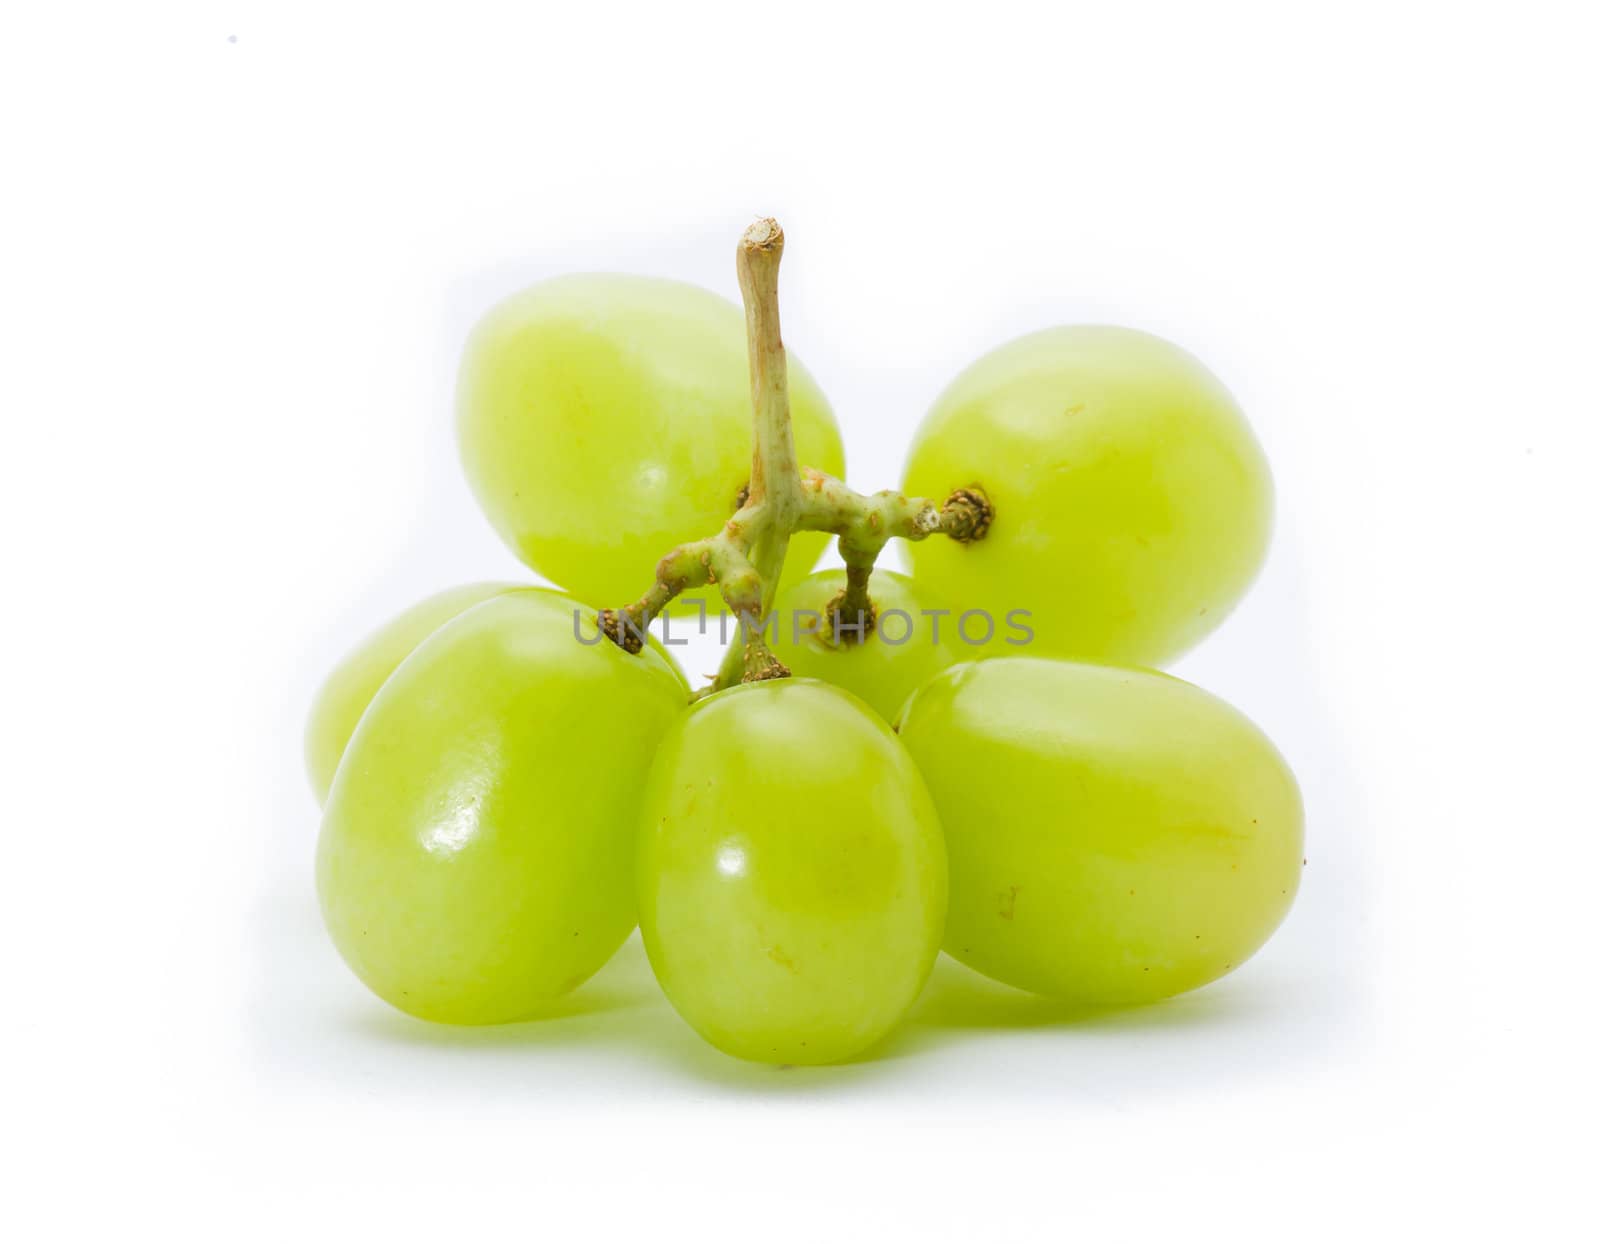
[[307, 219, 1303, 1065]]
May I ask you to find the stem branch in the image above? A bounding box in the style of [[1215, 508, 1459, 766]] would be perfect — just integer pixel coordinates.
[[599, 217, 993, 689], [737, 218, 801, 522]]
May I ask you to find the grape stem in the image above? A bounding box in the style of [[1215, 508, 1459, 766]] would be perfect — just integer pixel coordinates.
[[600, 217, 993, 692]]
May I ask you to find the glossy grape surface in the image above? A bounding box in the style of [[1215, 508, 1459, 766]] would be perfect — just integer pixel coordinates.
[[902, 326, 1272, 666], [304, 582, 516, 804], [897, 658, 1302, 1005], [457, 274, 845, 606], [637, 680, 947, 1063], [317, 589, 689, 1024], [767, 569, 971, 723]]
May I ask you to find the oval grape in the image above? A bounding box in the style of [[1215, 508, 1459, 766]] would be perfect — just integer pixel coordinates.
[[457, 274, 845, 607], [767, 569, 970, 723], [897, 658, 1302, 1005], [304, 581, 518, 804], [637, 679, 947, 1063], [317, 589, 689, 1024], [902, 326, 1272, 666]]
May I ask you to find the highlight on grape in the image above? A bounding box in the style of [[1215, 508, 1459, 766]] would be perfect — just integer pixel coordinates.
[[305, 216, 1302, 1064]]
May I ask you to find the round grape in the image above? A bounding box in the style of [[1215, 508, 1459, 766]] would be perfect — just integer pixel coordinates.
[[767, 569, 971, 723], [637, 679, 947, 1063], [457, 274, 844, 607], [317, 589, 689, 1024], [897, 657, 1302, 1005], [902, 326, 1272, 666]]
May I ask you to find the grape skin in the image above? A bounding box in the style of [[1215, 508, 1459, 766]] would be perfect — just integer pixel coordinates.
[[897, 658, 1302, 1005], [303, 581, 517, 805], [902, 326, 1272, 667], [456, 274, 845, 607], [637, 679, 947, 1063], [317, 589, 689, 1024]]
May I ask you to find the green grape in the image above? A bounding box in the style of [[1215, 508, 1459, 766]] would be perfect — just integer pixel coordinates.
[[304, 581, 518, 805], [317, 589, 689, 1024], [902, 326, 1272, 666], [457, 273, 845, 608], [766, 569, 973, 723], [896, 658, 1302, 1005], [637, 679, 947, 1063]]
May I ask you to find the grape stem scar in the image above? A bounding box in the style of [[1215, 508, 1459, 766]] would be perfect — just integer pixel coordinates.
[[598, 217, 993, 691]]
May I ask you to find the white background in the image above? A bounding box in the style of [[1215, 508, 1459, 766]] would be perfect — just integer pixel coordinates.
[[5, 2, 1596, 1238]]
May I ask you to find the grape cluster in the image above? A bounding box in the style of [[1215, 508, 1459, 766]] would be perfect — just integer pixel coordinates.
[[308, 219, 1302, 1065]]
